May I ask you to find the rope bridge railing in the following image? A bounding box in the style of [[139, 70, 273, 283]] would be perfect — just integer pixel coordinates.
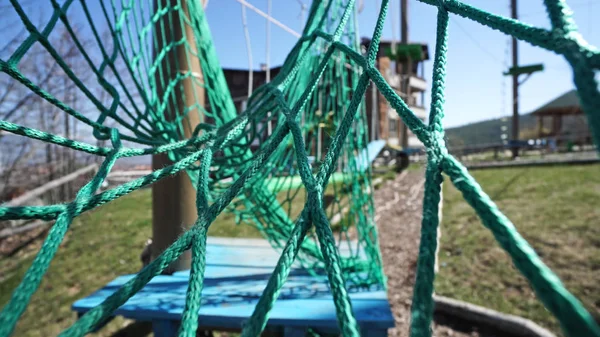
[[0, 0, 598, 337]]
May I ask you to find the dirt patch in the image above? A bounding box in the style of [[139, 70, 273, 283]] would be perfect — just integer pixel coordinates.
[[374, 170, 476, 337]]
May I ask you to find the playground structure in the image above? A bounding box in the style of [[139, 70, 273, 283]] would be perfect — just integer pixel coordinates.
[[0, 1, 599, 337]]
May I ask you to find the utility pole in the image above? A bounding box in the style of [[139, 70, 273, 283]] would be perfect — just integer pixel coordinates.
[[400, 0, 410, 150], [151, 0, 204, 273], [266, 0, 273, 136], [504, 0, 543, 158], [401, 0, 408, 46], [511, 0, 519, 158]]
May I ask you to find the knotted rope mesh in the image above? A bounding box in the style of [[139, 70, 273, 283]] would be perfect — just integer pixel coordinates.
[[0, 0, 599, 337]]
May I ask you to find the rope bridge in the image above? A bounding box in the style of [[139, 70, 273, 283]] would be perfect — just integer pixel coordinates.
[[0, 0, 599, 337]]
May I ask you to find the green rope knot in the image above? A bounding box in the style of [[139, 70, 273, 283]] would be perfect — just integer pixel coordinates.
[[307, 185, 325, 211], [435, 0, 447, 10], [310, 183, 324, 199], [192, 123, 216, 138], [92, 127, 111, 141], [560, 33, 594, 60], [284, 110, 297, 125], [423, 129, 448, 164], [109, 128, 122, 150]]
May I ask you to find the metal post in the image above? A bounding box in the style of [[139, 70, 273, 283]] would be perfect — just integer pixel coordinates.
[[151, 0, 204, 273], [400, 0, 408, 44], [511, 0, 519, 158], [399, 0, 411, 150], [317, 78, 323, 161], [266, 0, 273, 136]]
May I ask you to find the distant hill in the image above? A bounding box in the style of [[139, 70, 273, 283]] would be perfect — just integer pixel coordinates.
[[445, 90, 590, 149], [444, 114, 536, 149], [445, 113, 589, 149]]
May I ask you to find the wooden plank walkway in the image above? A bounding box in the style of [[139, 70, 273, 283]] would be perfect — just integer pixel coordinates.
[[72, 237, 394, 336]]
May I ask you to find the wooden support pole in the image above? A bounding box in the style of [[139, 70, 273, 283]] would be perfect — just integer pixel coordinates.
[[511, 0, 520, 158], [151, 0, 204, 273], [400, 0, 411, 150], [400, 0, 408, 46], [377, 57, 391, 141]]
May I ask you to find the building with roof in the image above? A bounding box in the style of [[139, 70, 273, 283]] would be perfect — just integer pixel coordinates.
[[217, 39, 431, 155], [533, 89, 591, 147], [361, 38, 430, 153]]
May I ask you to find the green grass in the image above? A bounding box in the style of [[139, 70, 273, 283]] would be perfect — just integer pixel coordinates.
[[0, 188, 264, 337], [437, 164, 600, 335], [406, 161, 425, 171], [456, 149, 555, 163], [0, 180, 358, 336], [1, 189, 153, 337]]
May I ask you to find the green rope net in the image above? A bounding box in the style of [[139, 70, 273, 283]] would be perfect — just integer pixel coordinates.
[[0, 0, 599, 337]]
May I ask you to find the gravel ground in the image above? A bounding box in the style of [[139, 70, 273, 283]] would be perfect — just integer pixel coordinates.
[[373, 170, 475, 337]]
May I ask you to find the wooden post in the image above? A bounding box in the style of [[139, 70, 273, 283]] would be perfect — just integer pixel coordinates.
[[377, 56, 391, 141], [400, 0, 408, 48], [511, 0, 520, 159], [151, 0, 204, 273], [400, 0, 411, 150]]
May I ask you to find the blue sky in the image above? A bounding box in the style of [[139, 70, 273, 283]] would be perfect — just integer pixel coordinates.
[[203, 0, 599, 128], [3, 0, 599, 130]]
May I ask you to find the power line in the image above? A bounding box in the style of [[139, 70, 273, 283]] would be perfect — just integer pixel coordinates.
[[390, 0, 397, 54], [235, 0, 301, 38], [451, 1, 597, 65], [450, 17, 503, 64], [520, 1, 596, 18], [297, 0, 307, 31], [234, 0, 357, 74], [240, 3, 254, 96], [265, 0, 271, 83]]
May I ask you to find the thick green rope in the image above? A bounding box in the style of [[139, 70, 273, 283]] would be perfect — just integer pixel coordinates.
[[409, 5, 448, 336], [0, 0, 599, 337]]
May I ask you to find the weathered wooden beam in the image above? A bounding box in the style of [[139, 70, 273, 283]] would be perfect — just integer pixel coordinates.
[[5, 164, 98, 207], [0, 220, 49, 239], [151, 0, 205, 273]]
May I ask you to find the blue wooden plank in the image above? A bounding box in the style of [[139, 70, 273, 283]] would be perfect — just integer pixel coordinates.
[[73, 272, 392, 330], [185, 239, 365, 270], [204, 238, 367, 261], [75, 290, 391, 329], [174, 266, 276, 280], [72, 238, 394, 333], [349, 140, 386, 172], [172, 266, 313, 280], [206, 237, 273, 247]]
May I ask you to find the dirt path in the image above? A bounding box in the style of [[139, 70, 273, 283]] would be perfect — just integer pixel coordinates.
[[374, 170, 473, 337]]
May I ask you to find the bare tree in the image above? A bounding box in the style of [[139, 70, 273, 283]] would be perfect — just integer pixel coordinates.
[[0, 20, 93, 202], [0, 1, 149, 204]]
